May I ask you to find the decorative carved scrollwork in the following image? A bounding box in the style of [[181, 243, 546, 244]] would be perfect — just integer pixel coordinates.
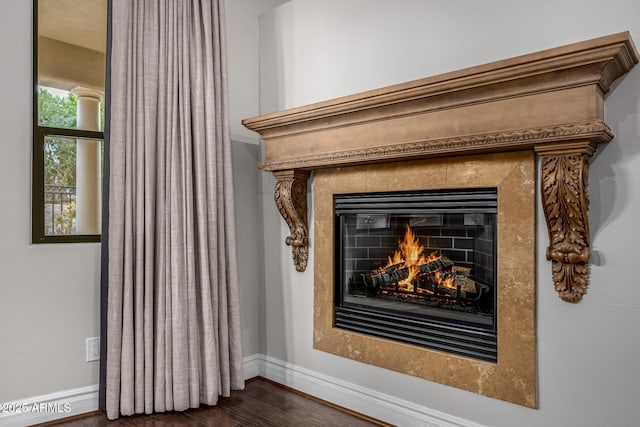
[[539, 144, 595, 302], [273, 170, 311, 272]]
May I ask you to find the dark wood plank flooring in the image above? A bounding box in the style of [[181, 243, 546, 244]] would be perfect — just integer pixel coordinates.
[[40, 379, 386, 427]]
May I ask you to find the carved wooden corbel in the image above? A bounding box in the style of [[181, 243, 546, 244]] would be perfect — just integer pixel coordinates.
[[273, 170, 311, 272], [536, 142, 597, 302]]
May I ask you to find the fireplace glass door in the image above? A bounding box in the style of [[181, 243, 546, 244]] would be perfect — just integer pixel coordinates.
[[334, 189, 498, 361]]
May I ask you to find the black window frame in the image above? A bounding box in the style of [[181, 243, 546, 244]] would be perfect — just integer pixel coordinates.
[[32, 0, 104, 244]]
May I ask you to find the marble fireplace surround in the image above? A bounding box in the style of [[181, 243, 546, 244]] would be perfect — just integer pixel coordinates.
[[242, 33, 637, 407], [314, 152, 535, 407]]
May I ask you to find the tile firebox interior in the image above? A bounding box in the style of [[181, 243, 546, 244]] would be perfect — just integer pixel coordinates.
[[313, 152, 536, 407]]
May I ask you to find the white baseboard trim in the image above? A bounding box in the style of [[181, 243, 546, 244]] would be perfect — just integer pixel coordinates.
[[0, 354, 483, 427], [251, 353, 487, 427], [0, 355, 260, 427], [242, 353, 263, 379], [0, 385, 98, 427]]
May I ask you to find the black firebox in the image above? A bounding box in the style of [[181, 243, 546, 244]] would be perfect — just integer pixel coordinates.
[[334, 188, 498, 362]]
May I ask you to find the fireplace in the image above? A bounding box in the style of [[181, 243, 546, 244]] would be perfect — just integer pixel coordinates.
[[334, 189, 498, 361], [242, 33, 637, 407], [310, 153, 535, 406]]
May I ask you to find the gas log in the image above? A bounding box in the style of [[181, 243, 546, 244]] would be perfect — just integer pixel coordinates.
[[363, 256, 489, 301], [419, 257, 454, 274], [365, 262, 409, 287], [364, 256, 454, 288]]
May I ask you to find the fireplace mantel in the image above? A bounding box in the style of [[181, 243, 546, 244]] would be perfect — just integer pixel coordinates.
[[243, 32, 638, 302]]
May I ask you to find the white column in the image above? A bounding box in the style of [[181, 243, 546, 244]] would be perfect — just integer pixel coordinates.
[[72, 87, 103, 235]]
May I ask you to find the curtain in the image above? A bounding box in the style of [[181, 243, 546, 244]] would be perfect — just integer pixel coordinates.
[[105, 0, 243, 419]]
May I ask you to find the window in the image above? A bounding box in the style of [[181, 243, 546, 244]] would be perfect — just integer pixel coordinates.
[[32, 0, 107, 243]]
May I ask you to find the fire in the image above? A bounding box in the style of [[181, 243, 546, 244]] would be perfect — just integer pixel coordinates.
[[381, 225, 456, 290], [435, 270, 456, 288]]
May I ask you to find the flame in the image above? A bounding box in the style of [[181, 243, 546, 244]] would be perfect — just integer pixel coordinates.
[[381, 225, 457, 290], [435, 270, 456, 289]]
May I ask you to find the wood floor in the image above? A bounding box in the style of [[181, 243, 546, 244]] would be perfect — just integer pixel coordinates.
[[40, 378, 386, 427]]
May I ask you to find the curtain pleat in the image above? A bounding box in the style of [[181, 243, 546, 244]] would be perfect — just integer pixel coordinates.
[[106, 0, 243, 419]]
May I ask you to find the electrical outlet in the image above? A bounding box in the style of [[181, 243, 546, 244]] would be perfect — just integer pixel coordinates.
[[86, 337, 100, 362]]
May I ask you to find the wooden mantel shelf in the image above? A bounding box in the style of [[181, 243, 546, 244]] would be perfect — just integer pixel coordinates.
[[243, 32, 638, 302]]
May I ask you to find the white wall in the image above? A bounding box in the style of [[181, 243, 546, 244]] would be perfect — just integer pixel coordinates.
[[226, 0, 290, 358], [258, 1, 640, 426], [0, 0, 285, 404], [227, 0, 290, 144]]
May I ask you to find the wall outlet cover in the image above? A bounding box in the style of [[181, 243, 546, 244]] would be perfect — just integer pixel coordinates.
[[86, 337, 100, 362]]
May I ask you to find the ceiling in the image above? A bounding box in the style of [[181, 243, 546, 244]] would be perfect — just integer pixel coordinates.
[[38, 0, 107, 53]]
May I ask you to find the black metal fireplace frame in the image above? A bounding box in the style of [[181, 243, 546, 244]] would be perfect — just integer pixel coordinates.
[[333, 188, 499, 362]]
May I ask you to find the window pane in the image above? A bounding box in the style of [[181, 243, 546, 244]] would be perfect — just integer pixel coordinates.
[[44, 135, 103, 236], [37, 0, 106, 131]]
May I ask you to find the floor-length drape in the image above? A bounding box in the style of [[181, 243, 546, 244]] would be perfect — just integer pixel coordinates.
[[105, 0, 243, 419]]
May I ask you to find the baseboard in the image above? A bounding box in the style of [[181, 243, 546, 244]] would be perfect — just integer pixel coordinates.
[[0, 385, 98, 427], [253, 354, 487, 427], [0, 356, 259, 427], [242, 353, 262, 379], [0, 355, 483, 427]]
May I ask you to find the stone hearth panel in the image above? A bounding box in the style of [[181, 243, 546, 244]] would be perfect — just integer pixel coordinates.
[[313, 151, 536, 407]]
